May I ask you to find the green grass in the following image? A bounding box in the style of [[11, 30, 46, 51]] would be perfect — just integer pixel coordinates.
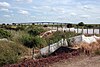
[[44, 31, 77, 45], [0, 40, 29, 66]]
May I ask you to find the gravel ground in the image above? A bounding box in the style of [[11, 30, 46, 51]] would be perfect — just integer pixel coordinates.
[[49, 55, 100, 67]]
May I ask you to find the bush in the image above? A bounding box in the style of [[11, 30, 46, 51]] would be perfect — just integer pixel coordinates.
[[28, 27, 45, 36], [43, 25, 48, 27], [16, 25, 25, 30], [20, 34, 34, 48], [33, 36, 47, 48], [0, 29, 11, 38], [45, 31, 76, 44], [0, 41, 28, 66], [78, 22, 84, 26], [67, 23, 73, 28], [87, 25, 94, 28], [20, 34, 47, 48]]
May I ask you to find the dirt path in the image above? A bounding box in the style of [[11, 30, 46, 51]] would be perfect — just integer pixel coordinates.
[[49, 55, 100, 67]]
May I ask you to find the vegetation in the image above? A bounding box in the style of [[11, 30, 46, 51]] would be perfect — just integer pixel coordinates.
[[0, 29, 11, 39], [20, 34, 34, 48], [45, 31, 76, 44], [67, 23, 73, 28], [28, 26, 45, 36], [0, 41, 28, 66], [78, 22, 84, 26], [0, 23, 100, 66], [95, 49, 100, 55], [86, 25, 94, 28]]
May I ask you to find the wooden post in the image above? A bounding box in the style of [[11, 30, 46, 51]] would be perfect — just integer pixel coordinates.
[[82, 26, 84, 34], [37, 22, 38, 25], [32, 47, 34, 59], [61, 23, 63, 30], [48, 22, 49, 27], [48, 39, 52, 55], [99, 25, 100, 34], [42, 22, 43, 26], [69, 27, 70, 32], [93, 26, 94, 35], [87, 26, 88, 35], [52, 23, 54, 29], [65, 23, 67, 32], [65, 23, 67, 28], [77, 25, 78, 34], [57, 23, 58, 31], [48, 44, 50, 54]]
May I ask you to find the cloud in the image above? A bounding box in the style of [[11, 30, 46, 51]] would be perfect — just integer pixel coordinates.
[[18, 10, 30, 15], [16, 0, 32, 3], [26, 0, 32, 3], [3, 15, 11, 18], [50, 7, 65, 14], [46, 0, 72, 5], [0, 2, 10, 9], [32, 6, 66, 14], [0, 8, 9, 12], [80, 15, 90, 18], [81, 5, 93, 10], [70, 12, 77, 16]]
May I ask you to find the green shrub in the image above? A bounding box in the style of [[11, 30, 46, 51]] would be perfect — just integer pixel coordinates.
[[28, 27, 45, 36], [0, 29, 11, 38], [20, 34, 47, 48], [78, 22, 84, 26], [45, 31, 76, 44], [67, 23, 73, 28], [33, 36, 47, 48], [0, 41, 28, 66], [20, 34, 34, 48], [16, 25, 25, 30]]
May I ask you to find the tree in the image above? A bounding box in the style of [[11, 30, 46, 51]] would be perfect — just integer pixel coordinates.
[[28, 27, 45, 36], [87, 25, 93, 28], [43, 25, 48, 27], [78, 22, 84, 26], [67, 23, 73, 28], [32, 23, 35, 25], [12, 23, 16, 26], [2, 23, 5, 25]]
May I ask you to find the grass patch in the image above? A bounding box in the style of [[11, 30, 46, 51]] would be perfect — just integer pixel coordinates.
[[0, 40, 28, 66]]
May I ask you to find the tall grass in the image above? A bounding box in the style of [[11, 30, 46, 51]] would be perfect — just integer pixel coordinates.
[[0, 40, 29, 66]]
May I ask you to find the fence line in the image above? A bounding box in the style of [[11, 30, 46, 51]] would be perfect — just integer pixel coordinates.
[[47, 26, 100, 35]]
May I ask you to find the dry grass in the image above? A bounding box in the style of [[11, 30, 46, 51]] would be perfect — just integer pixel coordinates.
[[72, 40, 100, 55]]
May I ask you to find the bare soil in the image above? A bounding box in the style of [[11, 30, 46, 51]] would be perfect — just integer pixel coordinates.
[[49, 55, 100, 67]]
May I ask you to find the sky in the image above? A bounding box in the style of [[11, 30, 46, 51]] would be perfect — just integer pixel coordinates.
[[0, 0, 100, 24]]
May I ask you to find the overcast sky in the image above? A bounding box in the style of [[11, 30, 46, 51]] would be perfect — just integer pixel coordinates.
[[0, 0, 100, 24]]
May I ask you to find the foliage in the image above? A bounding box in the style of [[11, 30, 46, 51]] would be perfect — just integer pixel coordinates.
[[28, 27, 45, 36], [87, 25, 94, 28], [78, 22, 84, 26], [33, 36, 47, 48], [45, 31, 76, 44], [20, 34, 47, 48], [12, 23, 16, 26], [0, 29, 11, 38], [20, 34, 34, 48], [67, 23, 73, 28], [16, 25, 25, 30], [43, 25, 48, 27], [0, 41, 28, 66]]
